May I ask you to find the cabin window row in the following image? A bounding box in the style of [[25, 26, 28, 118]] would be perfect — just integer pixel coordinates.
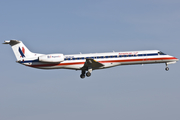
[[64, 53, 159, 61]]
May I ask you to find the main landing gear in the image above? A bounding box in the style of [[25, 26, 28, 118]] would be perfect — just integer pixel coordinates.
[[86, 72, 91, 77], [165, 63, 169, 71], [80, 68, 92, 79], [80, 71, 91, 79], [80, 71, 86, 79]]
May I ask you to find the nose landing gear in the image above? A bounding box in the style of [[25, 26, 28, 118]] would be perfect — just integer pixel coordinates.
[[165, 67, 169, 71], [165, 63, 169, 71]]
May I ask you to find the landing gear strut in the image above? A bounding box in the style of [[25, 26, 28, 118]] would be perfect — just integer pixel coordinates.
[[165, 63, 169, 71], [80, 70, 86, 79]]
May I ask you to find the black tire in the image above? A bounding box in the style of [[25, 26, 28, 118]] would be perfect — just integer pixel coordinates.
[[86, 72, 91, 77], [80, 74, 85, 79], [165, 67, 169, 71]]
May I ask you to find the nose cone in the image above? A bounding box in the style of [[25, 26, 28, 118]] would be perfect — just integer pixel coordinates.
[[174, 57, 179, 61]]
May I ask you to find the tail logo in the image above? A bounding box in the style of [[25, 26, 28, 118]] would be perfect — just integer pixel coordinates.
[[19, 47, 25, 58]]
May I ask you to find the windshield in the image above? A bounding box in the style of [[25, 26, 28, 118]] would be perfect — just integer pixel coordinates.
[[158, 51, 166, 55]]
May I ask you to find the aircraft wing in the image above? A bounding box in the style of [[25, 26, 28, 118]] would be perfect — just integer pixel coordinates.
[[81, 58, 104, 70]]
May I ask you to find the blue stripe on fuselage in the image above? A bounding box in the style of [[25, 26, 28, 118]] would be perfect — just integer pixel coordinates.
[[19, 59, 39, 63], [20, 53, 160, 63]]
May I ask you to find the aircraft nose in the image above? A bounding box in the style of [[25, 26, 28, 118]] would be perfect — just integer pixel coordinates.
[[174, 57, 179, 61]]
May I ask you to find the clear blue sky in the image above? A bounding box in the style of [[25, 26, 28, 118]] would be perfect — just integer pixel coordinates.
[[1, 0, 180, 120]]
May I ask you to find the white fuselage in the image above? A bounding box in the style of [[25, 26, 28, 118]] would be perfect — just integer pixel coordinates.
[[20, 50, 178, 70], [4, 40, 178, 78]]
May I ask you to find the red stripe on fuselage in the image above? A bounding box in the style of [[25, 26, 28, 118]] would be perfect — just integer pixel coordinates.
[[100, 57, 177, 63], [26, 57, 177, 68]]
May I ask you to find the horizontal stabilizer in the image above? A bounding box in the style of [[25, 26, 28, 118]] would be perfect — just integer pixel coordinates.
[[3, 41, 10, 44], [3, 40, 20, 46]]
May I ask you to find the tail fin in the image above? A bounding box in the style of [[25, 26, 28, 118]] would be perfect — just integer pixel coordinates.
[[3, 40, 34, 61]]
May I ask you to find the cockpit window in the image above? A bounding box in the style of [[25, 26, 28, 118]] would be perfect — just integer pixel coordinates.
[[158, 51, 166, 55]]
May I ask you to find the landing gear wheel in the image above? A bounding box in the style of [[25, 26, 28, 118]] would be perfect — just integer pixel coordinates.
[[80, 74, 85, 79], [86, 72, 91, 77], [165, 67, 169, 71]]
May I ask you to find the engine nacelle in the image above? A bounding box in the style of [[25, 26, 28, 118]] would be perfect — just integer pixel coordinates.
[[39, 54, 64, 63]]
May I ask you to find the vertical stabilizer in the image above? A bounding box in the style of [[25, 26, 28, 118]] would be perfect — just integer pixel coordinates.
[[3, 40, 34, 60]]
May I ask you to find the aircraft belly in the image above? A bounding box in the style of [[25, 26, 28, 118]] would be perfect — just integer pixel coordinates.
[[62, 64, 84, 70], [31, 64, 83, 70]]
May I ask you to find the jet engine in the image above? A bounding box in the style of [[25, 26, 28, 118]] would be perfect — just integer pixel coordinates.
[[39, 54, 64, 63]]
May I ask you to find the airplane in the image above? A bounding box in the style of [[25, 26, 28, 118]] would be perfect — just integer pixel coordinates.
[[3, 40, 179, 78]]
